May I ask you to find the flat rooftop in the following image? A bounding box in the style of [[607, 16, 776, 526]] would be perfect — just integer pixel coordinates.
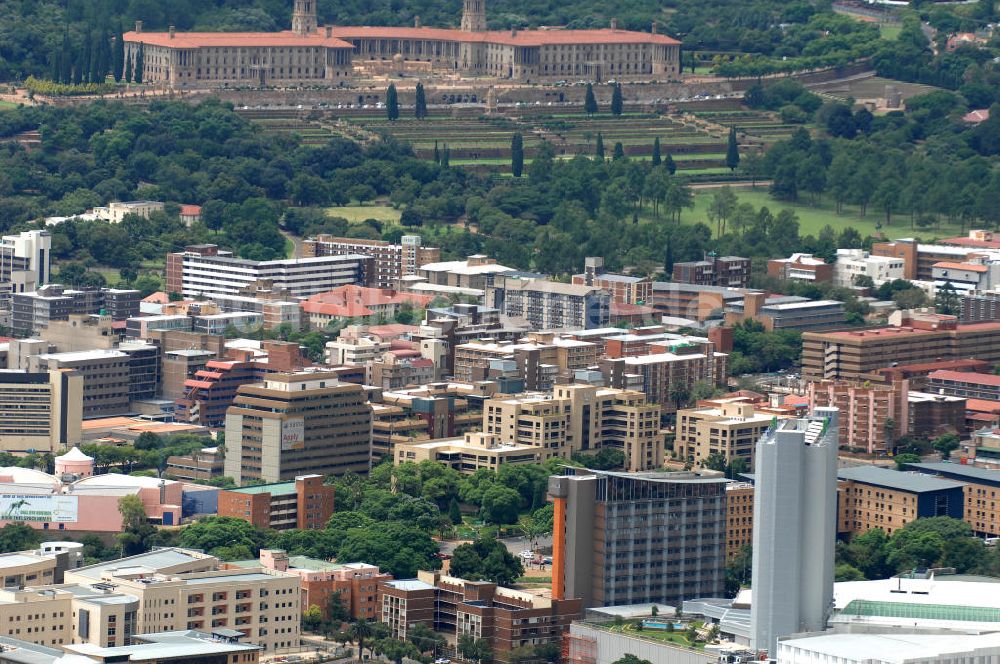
[[837, 465, 966, 493], [226, 481, 297, 496], [72, 548, 209, 580], [904, 461, 1000, 487]]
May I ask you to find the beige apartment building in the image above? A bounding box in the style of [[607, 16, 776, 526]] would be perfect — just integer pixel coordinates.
[[224, 371, 373, 484], [64, 548, 300, 653], [395, 432, 541, 472], [483, 384, 665, 471], [0, 369, 83, 454], [303, 235, 439, 289], [676, 400, 786, 468]]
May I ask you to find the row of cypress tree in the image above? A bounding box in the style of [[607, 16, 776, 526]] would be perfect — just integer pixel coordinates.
[[48, 23, 143, 86]]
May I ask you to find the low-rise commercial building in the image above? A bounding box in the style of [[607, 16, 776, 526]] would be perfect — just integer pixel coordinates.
[[218, 474, 334, 531], [649, 282, 747, 322], [379, 571, 582, 664], [767, 253, 833, 283], [164, 447, 225, 482], [776, 632, 1000, 664], [224, 372, 372, 484], [248, 549, 390, 623], [724, 293, 845, 331], [301, 286, 433, 329], [927, 370, 1000, 401], [416, 255, 515, 292], [903, 461, 1000, 537], [395, 433, 541, 472], [64, 547, 300, 652], [833, 249, 906, 287], [837, 465, 965, 536], [672, 254, 750, 288], [549, 469, 727, 608]]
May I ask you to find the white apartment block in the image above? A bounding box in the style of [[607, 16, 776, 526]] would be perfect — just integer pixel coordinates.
[[166, 245, 372, 299], [833, 249, 905, 288]]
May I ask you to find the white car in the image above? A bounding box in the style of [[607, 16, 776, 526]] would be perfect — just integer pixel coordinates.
[[519, 550, 534, 560]]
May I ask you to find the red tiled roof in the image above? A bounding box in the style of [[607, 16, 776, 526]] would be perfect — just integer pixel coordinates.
[[143, 291, 170, 304], [940, 233, 1000, 248], [821, 321, 1000, 340], [180, 204, 202, 217], [963, 109, 991, 124], [933, 261, 989, 273], [967, 412, 998, 422], [367, 324, 419, 338], [966, 398, 1000, 413], [124, 29, 354, 49], [302, 301, 374, 317], [930, 370, 1000, 387], [125, 26, 679, 50]]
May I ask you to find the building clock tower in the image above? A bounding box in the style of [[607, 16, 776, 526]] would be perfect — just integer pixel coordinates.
[[461, 0, 487, 32]]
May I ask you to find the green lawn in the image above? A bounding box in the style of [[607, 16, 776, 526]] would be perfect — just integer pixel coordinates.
[[881, 23, 902, 40], [688, 187, 966, 240], [325, 205, 402, 224], [0, 100, 17, 110]]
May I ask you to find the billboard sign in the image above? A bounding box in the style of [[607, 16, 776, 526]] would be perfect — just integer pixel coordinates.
[[0, 495, 78, 522], [281, 417, 305, 451]]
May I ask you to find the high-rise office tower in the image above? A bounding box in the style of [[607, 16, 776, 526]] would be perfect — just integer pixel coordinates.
[[750, 408, 838, 658]]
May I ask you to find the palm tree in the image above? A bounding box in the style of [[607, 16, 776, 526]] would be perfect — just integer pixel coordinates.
[[350, 618, 374, 661]]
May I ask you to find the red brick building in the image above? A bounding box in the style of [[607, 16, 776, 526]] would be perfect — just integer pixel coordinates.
[[218, 474, 334, 530]]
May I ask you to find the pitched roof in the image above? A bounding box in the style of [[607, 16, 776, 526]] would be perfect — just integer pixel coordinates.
[[929, 370, 1000, 387], [124, 29, 355, 49], [933, 261, 989, 273]]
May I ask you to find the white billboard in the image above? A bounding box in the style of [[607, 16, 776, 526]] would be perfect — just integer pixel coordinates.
[[281, 418, 305, 451], [0, 495, 78, 523]]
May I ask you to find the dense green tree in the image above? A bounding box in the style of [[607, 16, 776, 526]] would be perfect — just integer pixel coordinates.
[[651, 136, 661, 166], [584, 83, 598, 114], [113, 22, 125, 82], [613, 141, 625, 160], [726, 126, 740, 171], [386, 84, 399, 121], [664, 152, 676, 175], [414, 82, 427, 119], [178, 516, 265, 559], [611, 82, 623, 116], [449, 537, 524, 585], [448, 497, 463, 525], [350, 619, 375, 660], [612, 656, 654, 664], [595, 132, 605, 160], [511, 132, 524, 178], [0, 524, 41, 554], [134, 43, 144, 83]]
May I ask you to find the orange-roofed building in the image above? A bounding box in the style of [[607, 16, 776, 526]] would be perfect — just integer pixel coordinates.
[[300, 285, 434, 329], [802, 310, 1000, 380], [123, 0, 680, 88]]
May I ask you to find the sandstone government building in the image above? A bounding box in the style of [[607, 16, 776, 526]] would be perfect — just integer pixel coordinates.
[[123, 0, 681, 87]]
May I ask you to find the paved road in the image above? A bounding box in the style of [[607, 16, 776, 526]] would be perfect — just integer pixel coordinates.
[[437, 534, 553, 557]]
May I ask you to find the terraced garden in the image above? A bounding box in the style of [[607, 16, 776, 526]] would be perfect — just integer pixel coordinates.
[[240, 105, 798, 180]]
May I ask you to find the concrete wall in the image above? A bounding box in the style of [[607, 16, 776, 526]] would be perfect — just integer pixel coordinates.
[[569, 622, 715, 664]]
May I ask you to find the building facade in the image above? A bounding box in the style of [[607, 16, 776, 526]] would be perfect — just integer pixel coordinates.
[[837, 464, 965, 536], [676, 400, 784, 469], [750, 409, 839, 658], [217, 474, 335, 530], [303, 235, 439, 289], [672, 254, 751, 288], [483, 385, 665, 471], [165, 244, 372, 300], [548, 469, 728, 608], [224, 371, 372, 484], [488, 278, 611, 330], [0, 369, 83, 454], [124, 0, 681, 88], [379, 571, 582, 664]]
